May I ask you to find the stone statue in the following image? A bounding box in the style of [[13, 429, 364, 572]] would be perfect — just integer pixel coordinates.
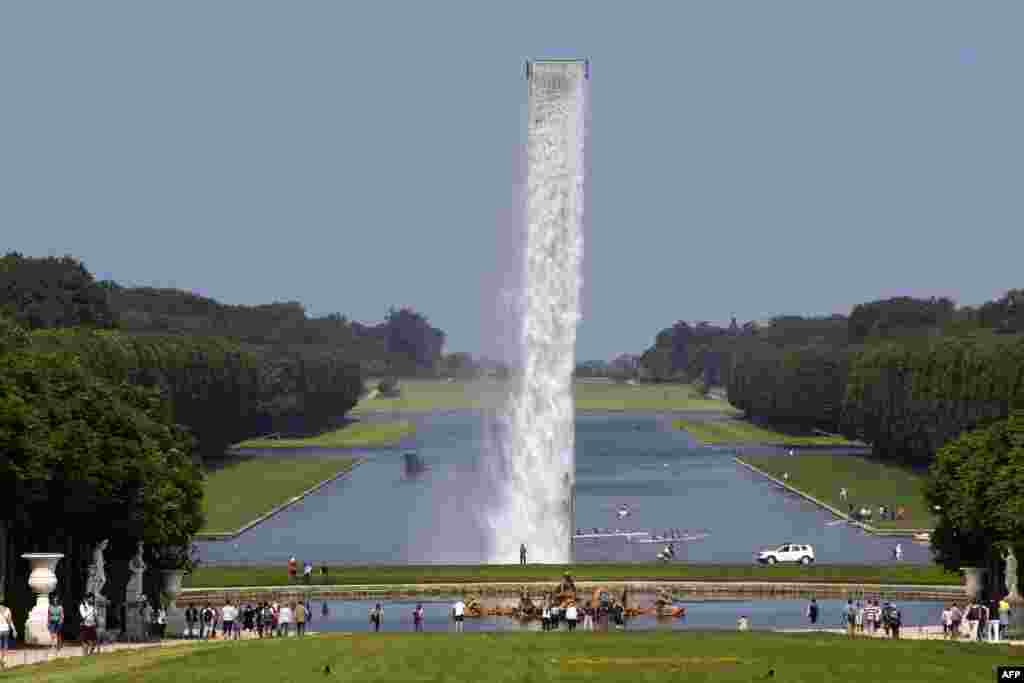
[[85, 539, 109, 598], [558, 572, 576, 595], [1006, 548, 1020, 600], [126, 541, 147, 598]]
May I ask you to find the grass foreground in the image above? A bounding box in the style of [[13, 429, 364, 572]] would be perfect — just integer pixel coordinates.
[[182, 562, 961, 589], [200, 456, 358, 534], [231, 420, 415, 449], [740, 454, 935, 530], [675, 418, 859, 446], [352, 379, 740, 414], [7, 631, 1018, 682]]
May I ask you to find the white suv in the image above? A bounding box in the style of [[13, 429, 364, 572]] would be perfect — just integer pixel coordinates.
[[758, 543, 815, 565]]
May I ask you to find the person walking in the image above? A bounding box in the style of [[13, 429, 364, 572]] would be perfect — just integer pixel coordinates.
[[243, 604, 254, 636], [185, 605, 196, 639], [949, 603, 962, 641], [941, 604, 952, 639], [222, 600, 237, 640], [370, 603, 383, 633], [541, 604, 550, 632], [288, 556, 298, 583], [199, 604, 211, 639], [520, 544, 527, 565], [566, 603, 578, 632], [966, 603, 980, 641], [583, 601, 594, 631], [278, 603, 293, 638], [79, 593, 98, 656], [987, 599, 1001, 643], [303, 561, 313, 585], [883, 602, 901, 639], [156, 604, 167, 640], [978, 602, 989, 642], [806, 598, 819, 625], [295, 601, 307, 636], [0, 598, 17, 669], [894, 544, 903, 562], [48, 596, 65, 651], [452, 599, 464, 633], [844, 600, 856, 636], [855, 601, 865, 635], [259, 603, 271, 639], [1000, 597, 1011, 641], [413, 604, 424, 632], [320, 563, 329, 584]]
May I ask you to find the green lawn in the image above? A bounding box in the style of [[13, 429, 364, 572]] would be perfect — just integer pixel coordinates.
[[232, 420, 415, 449], [200, 456, 358, 534], [740, 454, 935, 530], [675, 418, 859, 446], [352, 379, 738, 414], [6, 631, 1017, 682], [182, 562, 960, 588]]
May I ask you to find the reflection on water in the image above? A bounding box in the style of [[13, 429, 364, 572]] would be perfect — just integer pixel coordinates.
[[242, 597, 945, 633], [197, 413, 932, 565]]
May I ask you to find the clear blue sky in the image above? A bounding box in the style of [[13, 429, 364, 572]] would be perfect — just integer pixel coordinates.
[[2, 2, 1021, 361]]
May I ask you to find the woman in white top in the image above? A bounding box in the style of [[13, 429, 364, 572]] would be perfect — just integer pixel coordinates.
[[0, 601, 17, 668], [277, 603, 293, 637], [565, 604, 578, 631]]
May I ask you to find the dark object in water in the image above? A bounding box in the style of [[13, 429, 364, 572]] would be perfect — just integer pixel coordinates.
[[404, 452, 429, 476]]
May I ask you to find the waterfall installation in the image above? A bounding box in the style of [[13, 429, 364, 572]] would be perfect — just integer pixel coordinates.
[[485, 58, 588, 564]]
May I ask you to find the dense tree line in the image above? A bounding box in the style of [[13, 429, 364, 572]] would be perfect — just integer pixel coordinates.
[[642, 293, 1024, 466], [924, 411, 1024, 595], [1, 315, 204, 640], [842, 331, 1024, 463], [1, 252, 450, 378], [0, 252, 117, 330], [29, 327, 364, 459], [103, 282, 446, 376], [848, 296, 955, 343], [727, 343, 853, 432]]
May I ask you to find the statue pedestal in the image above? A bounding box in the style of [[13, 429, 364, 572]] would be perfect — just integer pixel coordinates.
[[1007, 594, 1024, 638], [124, 601, 150, 642], [161, 570, 187, 637], [93, 596, 109, 639], [962, 567, 988, 602], [21, 553, 64, 646]]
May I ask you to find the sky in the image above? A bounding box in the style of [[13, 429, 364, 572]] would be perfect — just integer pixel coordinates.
[[2, 2, 1022, 361]]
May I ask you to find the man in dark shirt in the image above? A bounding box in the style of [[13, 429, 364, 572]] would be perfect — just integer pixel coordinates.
[[806, 598, 819, 625]]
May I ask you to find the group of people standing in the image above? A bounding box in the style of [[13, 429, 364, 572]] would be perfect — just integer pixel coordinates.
[[184, 600, 315, 639], [942, 599, 1010, 642], [804, 598, 902, 638]]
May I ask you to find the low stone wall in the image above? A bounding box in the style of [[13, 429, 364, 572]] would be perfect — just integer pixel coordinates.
[[177, 580, 964, 606]]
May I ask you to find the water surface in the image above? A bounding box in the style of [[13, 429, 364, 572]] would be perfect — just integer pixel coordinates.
[[197, 413, 931, 565]]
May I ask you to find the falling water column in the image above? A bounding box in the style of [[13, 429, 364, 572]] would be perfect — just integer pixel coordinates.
[[487, 59, 587, 564]]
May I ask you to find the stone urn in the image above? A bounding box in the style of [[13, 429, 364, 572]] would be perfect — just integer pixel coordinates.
[[161, 570, 188, 637], [21, 553, 64, 646], [962, 567, 988, 602]]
